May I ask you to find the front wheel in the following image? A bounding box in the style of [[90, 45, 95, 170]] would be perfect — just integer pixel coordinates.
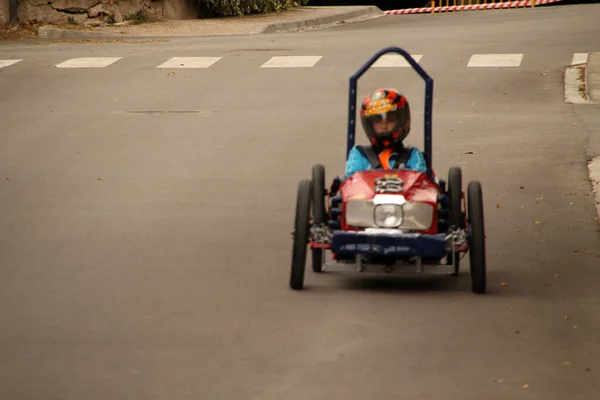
[[290, 179, 312, 290], [447, 166, 463, 275], [467, 180, 486, 294]]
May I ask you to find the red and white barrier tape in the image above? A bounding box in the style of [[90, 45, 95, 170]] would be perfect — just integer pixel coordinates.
[[384, 0, 564, 14]]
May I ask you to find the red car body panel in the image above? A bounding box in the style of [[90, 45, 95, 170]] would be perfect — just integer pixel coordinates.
[[337, 170, 440, 235]]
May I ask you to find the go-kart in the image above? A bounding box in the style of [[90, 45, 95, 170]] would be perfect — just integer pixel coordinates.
[[289, 46, 487, 294]]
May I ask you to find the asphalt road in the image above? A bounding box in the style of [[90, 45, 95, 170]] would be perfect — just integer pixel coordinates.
[[1, 4, 600, 399]]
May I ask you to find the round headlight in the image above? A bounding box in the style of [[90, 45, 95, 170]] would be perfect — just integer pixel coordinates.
[[373, 204, 403, 228]]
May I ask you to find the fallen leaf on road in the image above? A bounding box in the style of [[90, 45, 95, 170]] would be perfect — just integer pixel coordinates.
[[564, 361, 571, 365], [554, 274, 560, 278], [574, 325, 578, 329], [500, 282, 508, 287], [494, 378, 506, 383], [522, 384, 529, 389], [534, 221, 542, 225], [462, 151, 475, 154], [536, 196, 544, 201], [168, 71, 175, 76], [564, 316, 570, 320], [541, 71, 550, 76], [496, 203, 500, 208]]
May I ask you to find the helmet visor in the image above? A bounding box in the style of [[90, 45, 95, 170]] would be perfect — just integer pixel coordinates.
[[364, 110, 404, 138], [368, 112, 399, 136]]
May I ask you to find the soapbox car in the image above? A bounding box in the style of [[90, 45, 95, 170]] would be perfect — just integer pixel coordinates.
[[289, 46, 487, 294]]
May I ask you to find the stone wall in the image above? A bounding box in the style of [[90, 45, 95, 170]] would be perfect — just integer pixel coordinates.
[[9, 0, 203, 25], [163, 0, 201, 19], [0, 0, 9, 25]]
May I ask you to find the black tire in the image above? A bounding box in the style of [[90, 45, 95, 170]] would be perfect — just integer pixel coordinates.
[[467, 181, 486, 294], [446, 166, 462, 275], [290, 179, 312, 290], [311, 164, 326, 273]]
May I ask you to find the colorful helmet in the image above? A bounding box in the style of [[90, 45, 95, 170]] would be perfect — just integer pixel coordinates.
[[360, 88, 411, 149]]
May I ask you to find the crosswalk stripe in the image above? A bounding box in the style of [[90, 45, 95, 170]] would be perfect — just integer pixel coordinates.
[[467, 54, 523, 67], [372, 54, 423, 67], [571, 53, 589, 65], [54, 57, 123, 68], [3, 53, 594, 70], [0, 59, 23, 68], [156, 57, 222, 69], [260, 56, 322, 68]]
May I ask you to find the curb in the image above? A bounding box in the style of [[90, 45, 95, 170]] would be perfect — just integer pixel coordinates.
[[586, 53, 600, 103], [564, 53, 598, 105], [588, 157, 600, 225], [250, 6, 384, 34], [384, 0, 564, 14], [38, 25, 125, 39], [583, 53, 600, 224]]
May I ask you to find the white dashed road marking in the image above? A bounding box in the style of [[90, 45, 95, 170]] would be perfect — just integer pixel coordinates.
[[467, 54, 523, 67], [372, 54, 423, 67], [156, 57, 222, 69], [54, 57, 123, 68], [571, 53, 589, 65], [3, 52, 594, 71], [260, 56, 322, 68], [0, 59, 23, 68]]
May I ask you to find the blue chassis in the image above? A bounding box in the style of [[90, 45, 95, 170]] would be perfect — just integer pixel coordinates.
[[331, 232, 449, 260], [331, 46, 449, 261]]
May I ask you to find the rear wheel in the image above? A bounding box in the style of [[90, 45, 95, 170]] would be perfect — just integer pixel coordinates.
[[467, 181, 486, 294], [311, 164, 326, 273], [446, 166, 463, 275], [290, 179, 312, 290]]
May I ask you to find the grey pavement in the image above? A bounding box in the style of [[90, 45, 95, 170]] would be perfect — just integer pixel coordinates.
[[2, 3, 600, 400]]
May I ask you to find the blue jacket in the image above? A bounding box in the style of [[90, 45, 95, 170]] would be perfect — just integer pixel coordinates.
[[345, 145, 427, 177]]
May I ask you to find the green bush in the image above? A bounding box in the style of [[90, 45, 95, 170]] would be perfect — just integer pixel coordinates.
[[204, 0, 307, 17]]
